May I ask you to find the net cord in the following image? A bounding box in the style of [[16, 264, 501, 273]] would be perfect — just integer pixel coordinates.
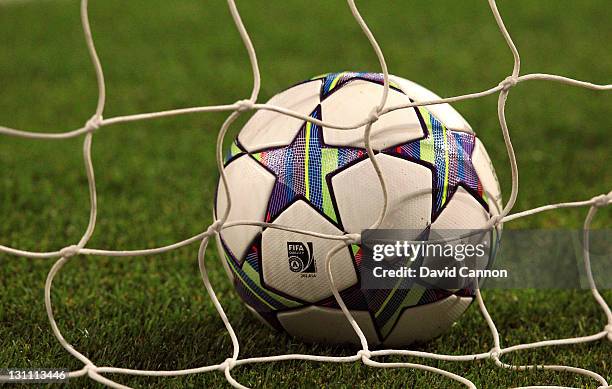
[[0, 0, 611, 387]]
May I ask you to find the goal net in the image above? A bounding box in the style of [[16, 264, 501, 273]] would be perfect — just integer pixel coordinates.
[[1, 0, 610, 388]]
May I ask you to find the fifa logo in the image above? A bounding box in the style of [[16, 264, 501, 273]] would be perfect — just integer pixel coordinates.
[[287, 242, 316, 275]]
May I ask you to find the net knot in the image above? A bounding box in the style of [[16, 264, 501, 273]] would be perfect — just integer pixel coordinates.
[[357, 350, 371, 360], [591, 192, 611, 208], [235, 99, 254, 112], [222, 358, 236, 370], [84, 115, 102, 132], [59, 245, 80, 258], [489, 215, 503, 227], [344, 233, 361, 245], [206, 220, 224, 236], [489, 347, 501, 360], [367, 108, 380, 124], [498, 76, 518, 91]]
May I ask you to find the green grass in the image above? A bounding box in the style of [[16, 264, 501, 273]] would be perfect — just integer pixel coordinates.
[[0, 0, 610, 387]]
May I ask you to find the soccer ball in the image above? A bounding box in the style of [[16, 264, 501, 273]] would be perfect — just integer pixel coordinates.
[[215, 72, 502, 346]]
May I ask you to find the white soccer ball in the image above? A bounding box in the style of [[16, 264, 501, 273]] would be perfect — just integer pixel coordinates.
[[215, 72, 502, 346]]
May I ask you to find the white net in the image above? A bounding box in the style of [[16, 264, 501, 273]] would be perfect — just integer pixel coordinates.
[[1, 0, 611, 388]]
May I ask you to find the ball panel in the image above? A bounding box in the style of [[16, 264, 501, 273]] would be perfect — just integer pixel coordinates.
[[277, 306, 379, 346], [321, 80, 424, 149], [431, 186, 489, 230], [390, 75, 473, 133], [261, 200, 357, 303], [331, 154, 432, 235], [238, 80, 322, 152], [384, 295, 472, 346], [216, 155, 276, 261]]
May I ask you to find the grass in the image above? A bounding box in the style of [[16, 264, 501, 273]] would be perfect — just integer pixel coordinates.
[[0, 0, 610, 387]]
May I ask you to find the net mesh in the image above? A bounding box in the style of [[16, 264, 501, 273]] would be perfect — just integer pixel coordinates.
[[1, 0, 611, 388]]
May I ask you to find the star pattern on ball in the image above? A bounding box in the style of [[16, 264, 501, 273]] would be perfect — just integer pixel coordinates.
[[383, 107, 487, 221], [252, 105, 366, 226]]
